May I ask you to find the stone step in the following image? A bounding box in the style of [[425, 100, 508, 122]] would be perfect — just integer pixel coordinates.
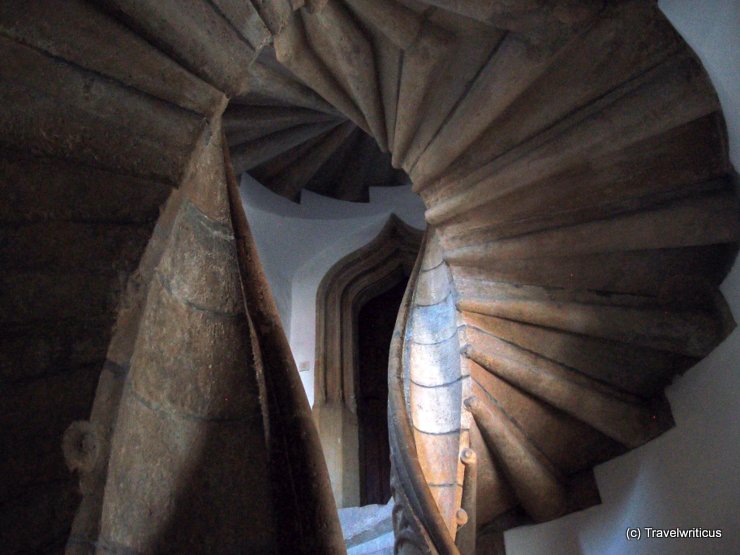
[[339, 500, 394, 554], [347, 531, 394, 555]]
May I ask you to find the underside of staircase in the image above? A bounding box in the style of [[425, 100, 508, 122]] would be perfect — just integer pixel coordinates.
[[0, 1, 737, 554]]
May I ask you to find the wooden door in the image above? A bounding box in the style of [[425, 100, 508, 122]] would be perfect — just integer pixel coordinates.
[[357, 279, 407, 506]]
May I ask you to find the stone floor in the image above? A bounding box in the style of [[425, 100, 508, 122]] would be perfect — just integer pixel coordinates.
[[339, 500, 394, 554]]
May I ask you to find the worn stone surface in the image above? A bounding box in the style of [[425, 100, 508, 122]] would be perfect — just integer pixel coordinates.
[[339, 499, 394, 547], [94, 129, 279, 553], [0, 35, 207, 187], [0, 4, 224, 550], [94, 0, 258, 97], [0, 0, 227, 117], [224, 138, 346, 554]]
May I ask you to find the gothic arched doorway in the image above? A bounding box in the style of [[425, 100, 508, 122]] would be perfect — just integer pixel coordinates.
[[314, 215, 422, 507]]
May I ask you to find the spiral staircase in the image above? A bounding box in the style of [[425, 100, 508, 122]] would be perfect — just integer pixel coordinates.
[[0, 1, 737, 554]]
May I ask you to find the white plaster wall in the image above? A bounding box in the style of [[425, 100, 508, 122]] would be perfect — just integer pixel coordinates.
[[240, 174, 425, 405], [505, 2, 740, 553]]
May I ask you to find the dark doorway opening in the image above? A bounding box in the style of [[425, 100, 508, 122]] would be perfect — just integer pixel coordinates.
[[356, 278, 407, 506]]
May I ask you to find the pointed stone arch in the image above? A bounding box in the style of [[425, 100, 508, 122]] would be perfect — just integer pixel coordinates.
[[313, 214, 422, 507]]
